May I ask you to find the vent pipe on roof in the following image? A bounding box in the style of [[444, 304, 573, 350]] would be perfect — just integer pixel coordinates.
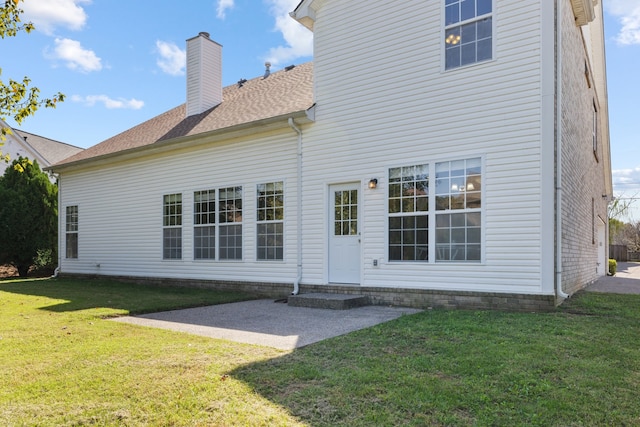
[[186, 32, 222, 117], [263, 62, 271, 79]]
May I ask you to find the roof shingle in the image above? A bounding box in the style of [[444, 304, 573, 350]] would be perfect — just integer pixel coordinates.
[[56, 62, 314, 166], [13, 130, 84, 165]]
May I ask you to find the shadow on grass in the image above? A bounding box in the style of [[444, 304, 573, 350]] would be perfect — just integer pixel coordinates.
[[230, 293, 640, 426], [0, 277, 256, 315]]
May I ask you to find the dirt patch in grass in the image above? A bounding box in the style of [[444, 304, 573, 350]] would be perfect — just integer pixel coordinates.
[[0, 264, 53, 279], [0, 264, 17, 279]]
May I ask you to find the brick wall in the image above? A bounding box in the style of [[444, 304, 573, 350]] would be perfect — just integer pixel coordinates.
[[560, 0, 609, 294], [59, 274, 557, 312]]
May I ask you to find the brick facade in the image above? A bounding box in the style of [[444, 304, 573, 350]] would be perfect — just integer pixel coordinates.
[[559, 0, 609, 295], [60, 274, 556, 312]]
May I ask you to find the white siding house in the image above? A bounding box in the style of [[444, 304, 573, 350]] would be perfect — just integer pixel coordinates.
[[49, 0, 611, 310], [1, 119, 83, 181]]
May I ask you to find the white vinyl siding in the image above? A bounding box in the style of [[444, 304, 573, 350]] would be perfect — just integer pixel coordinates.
[[58, 130, 299, 283], [57, 0, 570, 298], [302, 0, 548, 293]]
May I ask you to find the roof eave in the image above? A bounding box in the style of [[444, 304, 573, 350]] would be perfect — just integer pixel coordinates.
[[290, 0, 320, 31], [47, 109, 314, 174]]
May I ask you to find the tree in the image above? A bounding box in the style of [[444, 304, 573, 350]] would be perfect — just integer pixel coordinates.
[[1, 0, 65, 163], [0, 157, 57, 276], [608, 194, 637, 246]]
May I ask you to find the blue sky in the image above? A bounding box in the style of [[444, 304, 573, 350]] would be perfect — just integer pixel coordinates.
[[2, 0, 639, 217], [2, 0, 313, 147]]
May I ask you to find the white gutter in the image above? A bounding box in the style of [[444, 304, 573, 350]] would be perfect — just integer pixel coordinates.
[[288, 118, 303, 295], [556, 0, 569, 300]]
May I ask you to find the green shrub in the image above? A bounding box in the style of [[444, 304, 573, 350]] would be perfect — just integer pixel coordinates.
[[608, 259, 617, 276], [0, 158, 58, 276], [31, 248, 56, 276]]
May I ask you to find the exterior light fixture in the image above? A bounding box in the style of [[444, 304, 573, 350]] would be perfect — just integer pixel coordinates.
[[368, 178, 378, 189]]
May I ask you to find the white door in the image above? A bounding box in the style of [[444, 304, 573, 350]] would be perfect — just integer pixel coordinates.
[[329, 183, 360, 284], [597, 219, 606, 276]]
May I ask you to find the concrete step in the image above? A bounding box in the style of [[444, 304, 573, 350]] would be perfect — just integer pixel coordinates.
[[287, 293, 370, 310]]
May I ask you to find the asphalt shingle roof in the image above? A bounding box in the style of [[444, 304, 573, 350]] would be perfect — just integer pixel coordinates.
[[13, 130, 84, 166], [56, 62, 314, 167]]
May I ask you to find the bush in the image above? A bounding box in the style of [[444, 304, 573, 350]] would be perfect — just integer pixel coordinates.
[[608, 259, 617, 276], [30, 249, 56, 277], [0, 158, 57, 276]]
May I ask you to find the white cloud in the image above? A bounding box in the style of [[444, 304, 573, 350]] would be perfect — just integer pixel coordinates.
[[21, 0, 91, 35], [156, 41, 186, 76], [605, 0, 640, 45], [71, 95, 144, 110], [49, 38, 102, 73], [613, 167, 640, 193], [264, 0, 313, 65], [612, 167, 640, 220], [216, 0, 235, 19]]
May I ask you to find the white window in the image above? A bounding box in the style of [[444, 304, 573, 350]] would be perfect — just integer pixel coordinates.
[[194, 190, 216, 260], [389, 158, 482, 263], [435, 158, 482, 261], [192, 186, 243, 261], [219, 186, 242, 260], [163, 193, 182, 260], [592, 101, 599, 161], [65, 205, 78, 259], [388, 165, 430, 261], [257, 181, 284, 261], [444, 0, 493, 70]]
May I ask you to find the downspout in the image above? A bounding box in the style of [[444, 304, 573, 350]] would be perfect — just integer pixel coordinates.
[[53, 173, 62, 278], [555, 0, 569, 300], [288, 117, 303, 295]]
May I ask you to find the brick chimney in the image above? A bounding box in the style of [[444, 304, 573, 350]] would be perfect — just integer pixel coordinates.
[[186, 32, 222, 117]]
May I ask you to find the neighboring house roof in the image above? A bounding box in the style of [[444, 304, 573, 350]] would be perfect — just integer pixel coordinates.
[[55, 62, 314, 169], [13, 129, 84, 166]]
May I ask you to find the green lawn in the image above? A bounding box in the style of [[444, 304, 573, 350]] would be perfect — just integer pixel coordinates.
[[1, 277, 639, 426]]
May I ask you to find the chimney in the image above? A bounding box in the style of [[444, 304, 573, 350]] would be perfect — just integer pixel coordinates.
[[186, 32, 222, 117]]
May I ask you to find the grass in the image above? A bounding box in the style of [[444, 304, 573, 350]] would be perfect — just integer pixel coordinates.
[[1, 278, 640, 426]]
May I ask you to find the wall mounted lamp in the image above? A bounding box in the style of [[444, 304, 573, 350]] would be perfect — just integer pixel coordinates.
[[368, 178, 378, 189]]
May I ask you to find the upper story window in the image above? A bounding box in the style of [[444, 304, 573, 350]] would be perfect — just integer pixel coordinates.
[[444, 0, 493, 70], [592, 101, 599, 161]]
